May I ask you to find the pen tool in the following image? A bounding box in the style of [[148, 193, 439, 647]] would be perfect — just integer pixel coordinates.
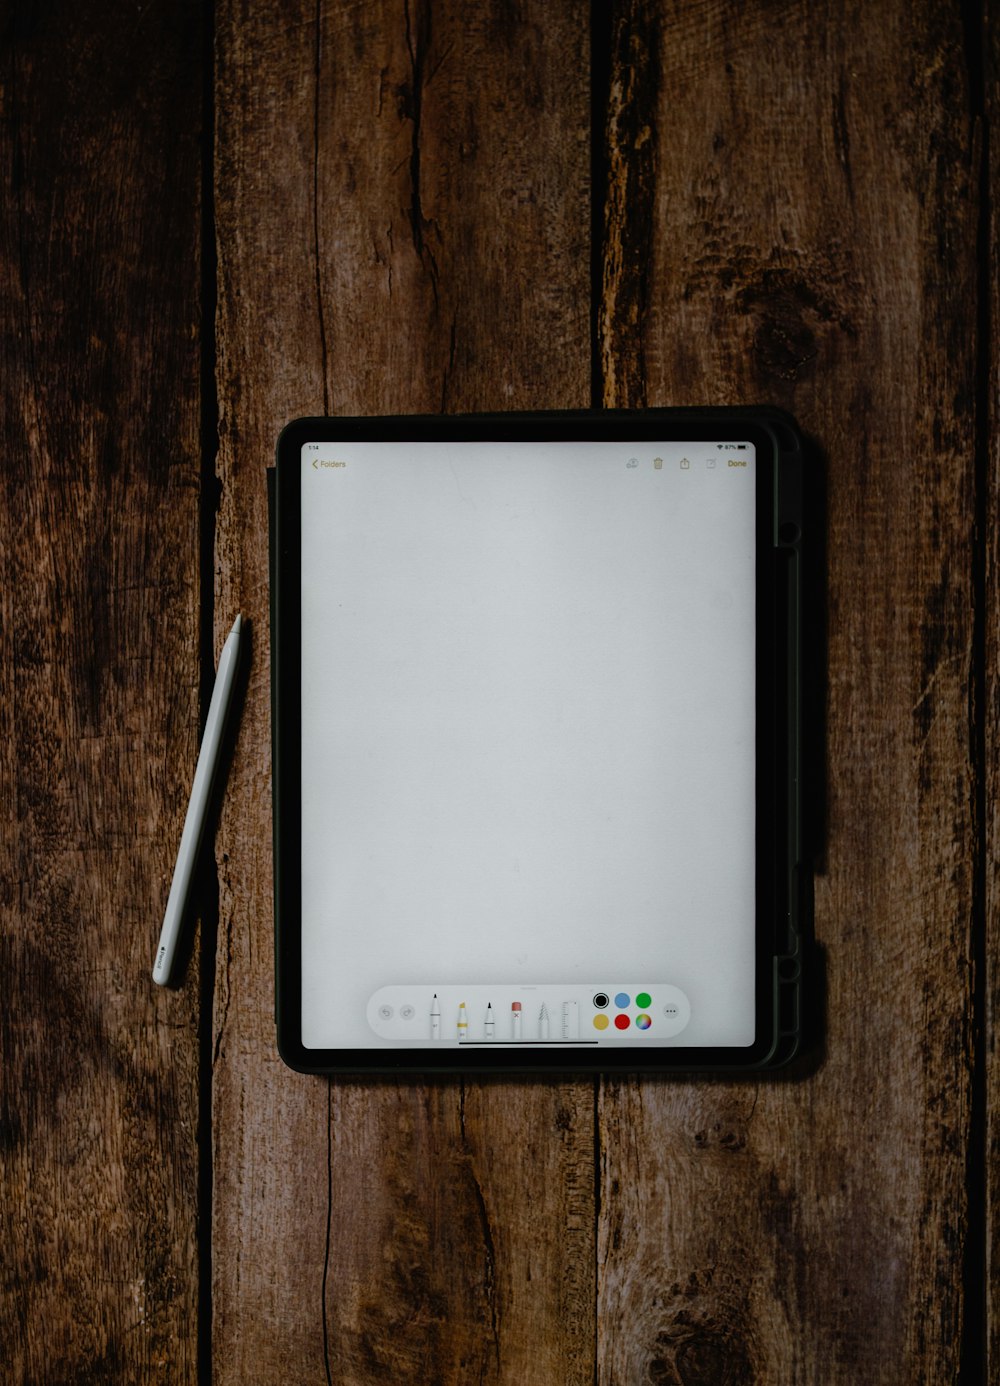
[[152, 614, 243, 985]]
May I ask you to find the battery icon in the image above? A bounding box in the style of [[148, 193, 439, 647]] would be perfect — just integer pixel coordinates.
[[737, 444, 747, 449]]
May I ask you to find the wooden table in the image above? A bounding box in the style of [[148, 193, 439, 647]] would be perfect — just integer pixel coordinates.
[[3, 2, 996, 1381]]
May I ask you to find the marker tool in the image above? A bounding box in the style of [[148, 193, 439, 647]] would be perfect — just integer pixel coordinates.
[[457, 1002, 469, 1040], [152, 614, 243, 986]]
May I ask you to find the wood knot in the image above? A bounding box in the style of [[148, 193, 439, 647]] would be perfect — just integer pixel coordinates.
[[648, 1326, 754, 1386], [737, 267, 858, 384]]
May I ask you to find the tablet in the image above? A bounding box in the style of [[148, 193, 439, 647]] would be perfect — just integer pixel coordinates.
[[272, 410, 804, 1073]]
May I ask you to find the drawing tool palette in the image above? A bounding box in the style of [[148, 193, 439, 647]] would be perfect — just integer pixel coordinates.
[[271, 410, 806, 1072], [365, 983, 691, 1043]]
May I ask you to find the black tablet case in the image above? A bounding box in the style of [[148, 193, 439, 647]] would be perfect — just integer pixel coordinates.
[[268, 408, 809, 1072]]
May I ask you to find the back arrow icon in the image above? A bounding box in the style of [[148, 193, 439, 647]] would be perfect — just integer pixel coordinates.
[[312, 459, 318, 469]]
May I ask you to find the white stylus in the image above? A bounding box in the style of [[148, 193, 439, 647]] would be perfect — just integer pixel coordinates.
[[152, 614, 243, 985]]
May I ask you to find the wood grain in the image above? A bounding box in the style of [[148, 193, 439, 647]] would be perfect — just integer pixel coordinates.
[[0, 2, 204, 1380], [211, 2, 591, 1381], [984, 1, 998, 1377], [2, 0, 987, 1380], [599, 1, 980, 1381]]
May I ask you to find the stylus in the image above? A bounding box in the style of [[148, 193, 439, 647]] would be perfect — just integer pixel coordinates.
[[152, 614, 243, 986]]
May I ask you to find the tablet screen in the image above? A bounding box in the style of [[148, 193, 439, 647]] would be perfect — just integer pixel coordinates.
[[296, 436, 758, 1052]]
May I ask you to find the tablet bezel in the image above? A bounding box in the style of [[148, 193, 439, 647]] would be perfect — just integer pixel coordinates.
[[273, 409, 801, 1073]]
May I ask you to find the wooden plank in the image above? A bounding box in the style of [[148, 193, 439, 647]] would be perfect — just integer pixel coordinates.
[[0, 2, 204, 1381], [211, 1, 591, 1380], [985, 1, 998, 1377], [599, 1, 979, 1380]]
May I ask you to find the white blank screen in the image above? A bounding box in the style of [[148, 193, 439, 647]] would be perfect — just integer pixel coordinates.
[[299, 440, 756, 1049]]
